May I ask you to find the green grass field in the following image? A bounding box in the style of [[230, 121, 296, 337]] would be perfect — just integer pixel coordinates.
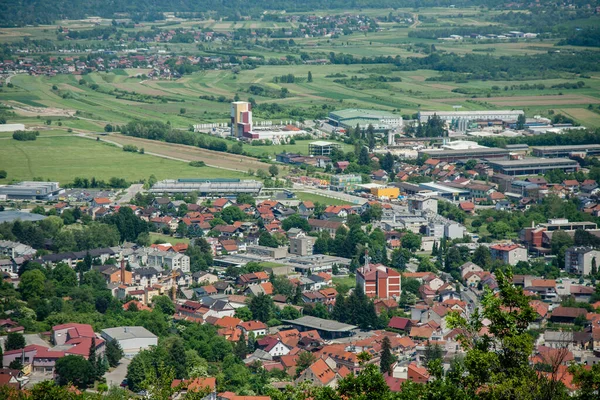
[[0, 136, 245, 185], [333, 276, 356, 290], [149, 233, 191, 245], [294, 192, 352, 205], [1, 7, 599, 135]]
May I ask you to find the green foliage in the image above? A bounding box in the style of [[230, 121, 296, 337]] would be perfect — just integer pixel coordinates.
[[12, 130, 39, 141], [55, 355, 95, 389], [249, 293, 275, 323], [5, 332, 26, 351], [105, 339, 124, 368]]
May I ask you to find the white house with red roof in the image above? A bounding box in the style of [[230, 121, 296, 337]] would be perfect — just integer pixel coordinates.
[[490, 243, 528, 266]]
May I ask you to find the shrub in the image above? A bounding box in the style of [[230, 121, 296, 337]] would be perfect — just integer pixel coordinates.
[[122, 144, 138, 152], [12, 130, 38, 141]]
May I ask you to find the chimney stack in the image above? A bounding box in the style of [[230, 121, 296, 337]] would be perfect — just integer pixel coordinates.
[[120, 258, 126, 284]]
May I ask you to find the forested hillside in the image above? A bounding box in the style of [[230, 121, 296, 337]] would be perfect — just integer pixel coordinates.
[[1, 0, 595, 27]]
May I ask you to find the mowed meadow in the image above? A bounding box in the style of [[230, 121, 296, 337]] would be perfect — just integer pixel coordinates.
[[0, 134, 246, 185]]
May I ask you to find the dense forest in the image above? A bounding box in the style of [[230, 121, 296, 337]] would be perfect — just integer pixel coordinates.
[[0, 0, 593, 27]]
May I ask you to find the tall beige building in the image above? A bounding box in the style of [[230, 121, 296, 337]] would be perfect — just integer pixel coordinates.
[[231, 101, 252, 138]]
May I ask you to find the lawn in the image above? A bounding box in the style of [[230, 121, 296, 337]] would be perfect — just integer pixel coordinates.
[[149, 233, 190, 245], [333, 276, 356, 290], [0, 136, 246, 185], [294, 192, 352, 206]]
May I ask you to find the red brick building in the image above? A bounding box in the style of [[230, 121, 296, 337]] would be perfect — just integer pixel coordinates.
[[356, 264, 401, 299]]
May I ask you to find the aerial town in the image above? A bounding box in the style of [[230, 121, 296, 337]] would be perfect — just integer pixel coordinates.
[[1, 1, 600, 399]]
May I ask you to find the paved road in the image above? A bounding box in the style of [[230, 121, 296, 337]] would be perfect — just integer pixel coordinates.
[[105, 357, 130, 388], [117, 184, 144, 204]]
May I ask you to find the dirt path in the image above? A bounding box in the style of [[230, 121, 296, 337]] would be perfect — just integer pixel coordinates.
[[410, 13, 421, 29], [86, 133, 273, 173]]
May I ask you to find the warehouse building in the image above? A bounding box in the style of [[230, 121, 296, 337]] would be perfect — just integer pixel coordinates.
[[101, 326, 157, 356], [0, 181, 63, 200], [418, 110, 524, 124], [531, 144, 600, 158], [417, 147, 510, 162], [150, 179, 263, 196], [486, 158, 579, 176], [328, 109, 403, 132]]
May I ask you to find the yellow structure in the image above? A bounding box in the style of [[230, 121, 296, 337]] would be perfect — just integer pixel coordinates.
[[371, 187, 400, 199]]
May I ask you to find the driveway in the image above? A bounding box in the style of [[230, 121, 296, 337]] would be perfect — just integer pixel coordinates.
[[104, 357, 130, 388], [117, 184, 144, 204]]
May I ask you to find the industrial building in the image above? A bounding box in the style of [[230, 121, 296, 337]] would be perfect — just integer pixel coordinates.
[[101, 326, 158, 356], [418, 110, 524, 132], [417, 182, 469, 201], [328, 109, 403, 132], [0, 181, 63, 200], [231, 101, 252, 138], [486, 158, 579, 176], [370, 187, 400, 199], [531, 144, 600, 158], [230, 101, 306, 142], [308, 141, 342, 156], [150, 179, 263, 196], [417, 147, 510, 162]]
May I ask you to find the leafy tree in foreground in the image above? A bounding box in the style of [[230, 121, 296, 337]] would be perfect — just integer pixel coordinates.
[[105, 339, 124, 368], [5, 332, 26, 351], [55, 355, 95, 389]]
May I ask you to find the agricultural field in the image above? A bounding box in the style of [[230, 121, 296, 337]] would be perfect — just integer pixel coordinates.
[[4, 59, 600, 132], [0, 135, 246, 185]]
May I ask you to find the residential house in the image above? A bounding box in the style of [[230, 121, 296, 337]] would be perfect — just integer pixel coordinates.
[[490, 244, 528, 266], [296, 358, 338, 388]]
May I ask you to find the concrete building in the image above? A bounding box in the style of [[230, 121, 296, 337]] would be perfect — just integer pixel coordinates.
[[565, 247, 600, 276], [150, 179, 263, 196], [0, 181, 62, 200], [486, 158, 579, 176], [419, 110, 525, 125], [356, 264, 401, 299], [531, 144, 600, 158], [101, 326, 158, 356], [231, 101, 252, 138], [408, 196, 438, 214], [147, 251, 190, 273], [0, 240, 36, 259], [425, 223, 444, 239], [246, 245, 288, 259], [288, 254, 351, 275], [328, 109, 402, 132], [490, 243, 528, 266], [417, 147, 510, 162], [308, 141, 342, 156], [289, 235, 315, 256], [330, 174, 362, 191], [444, 222, 466, 240], [417, 182, 469, 201]]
